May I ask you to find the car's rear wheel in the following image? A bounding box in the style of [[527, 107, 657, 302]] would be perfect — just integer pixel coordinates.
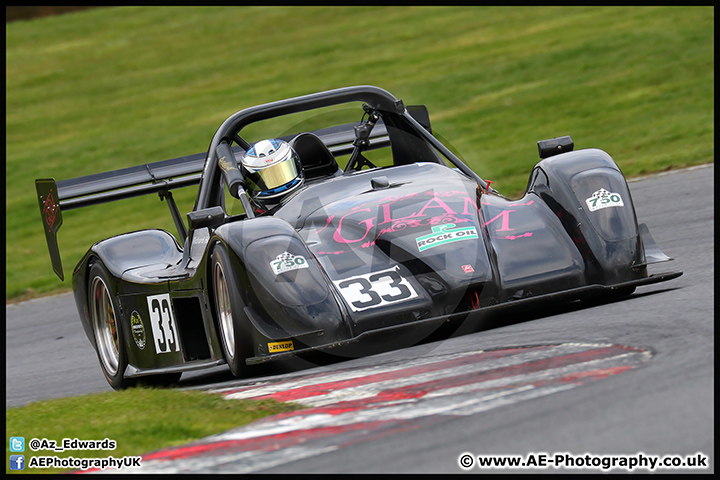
[[89, 262, 183, 389], [88, 262, 136, 390], [212, 244, 253, 378]]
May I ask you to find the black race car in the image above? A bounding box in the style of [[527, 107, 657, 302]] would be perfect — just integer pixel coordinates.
[[36, 86, 682, 389]]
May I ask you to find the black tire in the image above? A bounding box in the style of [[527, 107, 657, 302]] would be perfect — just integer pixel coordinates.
[[88, 262, 136, 390], [211, 244, 253, 378]]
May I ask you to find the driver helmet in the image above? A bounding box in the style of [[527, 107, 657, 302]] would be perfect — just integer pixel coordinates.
[[240, 138, 304, 210]]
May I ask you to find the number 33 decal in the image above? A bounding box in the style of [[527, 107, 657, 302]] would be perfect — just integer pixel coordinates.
[[147, 294, 180, 354], [334, 267, 419, 312]]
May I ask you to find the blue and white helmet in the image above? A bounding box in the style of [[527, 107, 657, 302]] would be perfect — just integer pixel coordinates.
[[241, 139, 303, 209]]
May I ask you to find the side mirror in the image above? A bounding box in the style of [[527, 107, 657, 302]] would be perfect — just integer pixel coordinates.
[[538, 136, 574, 159], [187, 206, 225, 230]]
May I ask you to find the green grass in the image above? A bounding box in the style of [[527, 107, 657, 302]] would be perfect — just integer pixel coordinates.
[[5, 387, 299, 474], [6, 6, 714, 300]]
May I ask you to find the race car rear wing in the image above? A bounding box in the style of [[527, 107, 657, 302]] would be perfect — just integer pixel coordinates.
[[35, 106, 431, 280], [35, 151, 206, 281]]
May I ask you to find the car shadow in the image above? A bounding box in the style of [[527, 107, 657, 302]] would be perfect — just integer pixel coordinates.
[[420, 286, 681, 343], [176, 287, 681, 389]]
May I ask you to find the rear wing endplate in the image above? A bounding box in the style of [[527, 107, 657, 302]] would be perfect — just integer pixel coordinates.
[[36, 179, 65, 280]]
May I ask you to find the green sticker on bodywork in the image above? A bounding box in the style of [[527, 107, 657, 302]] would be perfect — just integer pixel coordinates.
[[415, 223, 478, 252], [131, 310, 146, 350]]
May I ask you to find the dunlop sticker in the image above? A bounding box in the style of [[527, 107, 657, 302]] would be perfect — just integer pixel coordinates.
[[415, 223, 478, 252], [268, 341, 294, 353]]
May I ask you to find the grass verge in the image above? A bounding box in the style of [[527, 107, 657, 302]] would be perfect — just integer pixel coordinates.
[[5, 387, 300, 474]]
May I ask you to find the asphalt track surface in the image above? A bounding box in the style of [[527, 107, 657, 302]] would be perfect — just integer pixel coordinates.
[[5, 164, 714, 473]]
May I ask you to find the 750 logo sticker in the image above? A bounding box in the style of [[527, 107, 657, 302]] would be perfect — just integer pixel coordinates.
[[585, 188, 624, 212], [270, 251, 309, 275], [334, 267, 419, 312]]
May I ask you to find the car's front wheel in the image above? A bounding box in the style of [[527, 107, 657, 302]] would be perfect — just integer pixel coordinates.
[[211, 244, 253, 378]]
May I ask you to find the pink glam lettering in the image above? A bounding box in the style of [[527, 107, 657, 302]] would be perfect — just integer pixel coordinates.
[[321, 191, 524, 253]]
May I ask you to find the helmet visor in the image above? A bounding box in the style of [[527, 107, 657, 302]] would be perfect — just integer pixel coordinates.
[[246, 154, 299, 193]]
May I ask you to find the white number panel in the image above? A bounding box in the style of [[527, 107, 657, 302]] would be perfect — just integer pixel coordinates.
[[333, 267, 419, 312], [146, 293, 180, 354]]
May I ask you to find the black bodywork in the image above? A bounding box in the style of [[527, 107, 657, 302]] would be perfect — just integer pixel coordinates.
[[36, 86, 681, 386]]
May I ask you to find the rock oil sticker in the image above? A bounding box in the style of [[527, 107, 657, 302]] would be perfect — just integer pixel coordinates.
[[271, 252, 309, 275], [585, 188, 624, 212], [130, 311, 146, 350], [415, 223, 478, 252]]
